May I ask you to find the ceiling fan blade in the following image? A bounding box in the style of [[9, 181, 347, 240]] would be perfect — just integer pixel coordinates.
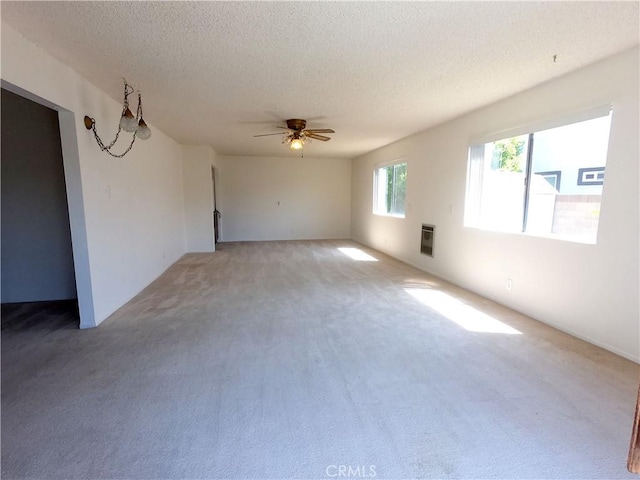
[[304, 129, 335, 134], [306, 133, 331, 141], [253, 132, 285, 137]]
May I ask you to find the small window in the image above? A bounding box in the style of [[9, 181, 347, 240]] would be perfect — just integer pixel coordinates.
[[374, 162, 407, 217], [465, 111, 612, 243]]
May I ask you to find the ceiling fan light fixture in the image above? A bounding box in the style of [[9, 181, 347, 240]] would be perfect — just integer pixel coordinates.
[[290, 138, 304, 150], [254, 119, 333, 154]]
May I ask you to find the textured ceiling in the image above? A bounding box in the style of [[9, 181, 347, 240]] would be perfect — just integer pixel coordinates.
[[2, 1, 638, 158]]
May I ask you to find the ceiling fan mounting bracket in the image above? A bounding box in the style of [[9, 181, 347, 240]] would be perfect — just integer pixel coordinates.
[[286, 119, 306, 131]]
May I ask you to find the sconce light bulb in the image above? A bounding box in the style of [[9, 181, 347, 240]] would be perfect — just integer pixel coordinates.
[[136, 118, 151, 140], [119, 108, 138, 133]]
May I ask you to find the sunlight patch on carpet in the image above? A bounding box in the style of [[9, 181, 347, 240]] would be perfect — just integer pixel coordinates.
[[338, 247, 378, 262], [405, 288, 522, 334]]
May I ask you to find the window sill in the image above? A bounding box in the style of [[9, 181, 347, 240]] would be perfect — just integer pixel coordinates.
[[373, 212, 405, 219], [464, 224, 597, 245], [522, 230, 597, 245]]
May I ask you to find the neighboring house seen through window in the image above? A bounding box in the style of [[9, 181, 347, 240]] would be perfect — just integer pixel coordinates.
[[464, 110, 612, 243]]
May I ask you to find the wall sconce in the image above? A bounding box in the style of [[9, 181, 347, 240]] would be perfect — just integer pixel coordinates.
[[84, 80, 151, 158]]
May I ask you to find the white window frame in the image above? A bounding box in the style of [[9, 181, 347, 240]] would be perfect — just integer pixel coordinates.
[[373, 159, 407, 218], [464, 106, 613, 244]]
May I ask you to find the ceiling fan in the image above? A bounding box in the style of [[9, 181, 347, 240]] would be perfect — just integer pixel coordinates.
[[253, 119, 335, 152]]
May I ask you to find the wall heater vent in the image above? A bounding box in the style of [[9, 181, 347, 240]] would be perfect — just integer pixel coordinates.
[[421, 224, 435, 257]]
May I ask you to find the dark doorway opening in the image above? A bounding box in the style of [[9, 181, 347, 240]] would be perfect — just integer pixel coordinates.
[[212, 167, 220, 244], [1, 300, 79, 333], [1, 88, 78, 323]]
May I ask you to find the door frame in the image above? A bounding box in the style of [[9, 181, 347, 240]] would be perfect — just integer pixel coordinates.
[[1, 80, 95, 328]]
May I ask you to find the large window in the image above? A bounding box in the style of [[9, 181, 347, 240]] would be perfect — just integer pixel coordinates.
[[464, 111, 612, 243], [374, 162, 407, 217]]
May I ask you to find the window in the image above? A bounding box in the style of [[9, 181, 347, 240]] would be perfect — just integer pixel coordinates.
[[464, 111, 612, 243], [374, 162, 407, 217]]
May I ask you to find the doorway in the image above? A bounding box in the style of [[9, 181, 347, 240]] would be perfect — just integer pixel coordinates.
[[212, 167, 220, 244], [1, 88, 78, 327]]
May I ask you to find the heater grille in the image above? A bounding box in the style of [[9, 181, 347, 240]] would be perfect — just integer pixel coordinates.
[[421, 224, 435, 257]]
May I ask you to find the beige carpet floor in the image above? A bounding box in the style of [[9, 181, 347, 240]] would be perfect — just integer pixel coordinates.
[[2, 240, 638, 479]]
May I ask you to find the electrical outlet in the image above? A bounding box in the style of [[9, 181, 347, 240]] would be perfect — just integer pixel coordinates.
[[506, 278, 513, 291]]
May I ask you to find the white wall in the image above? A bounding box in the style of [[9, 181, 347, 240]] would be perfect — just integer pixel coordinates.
[[182, 145, 216, 252], [218, 155, 351, 241], [351, 47, 639, 362], [1, 23, 187, 327]]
